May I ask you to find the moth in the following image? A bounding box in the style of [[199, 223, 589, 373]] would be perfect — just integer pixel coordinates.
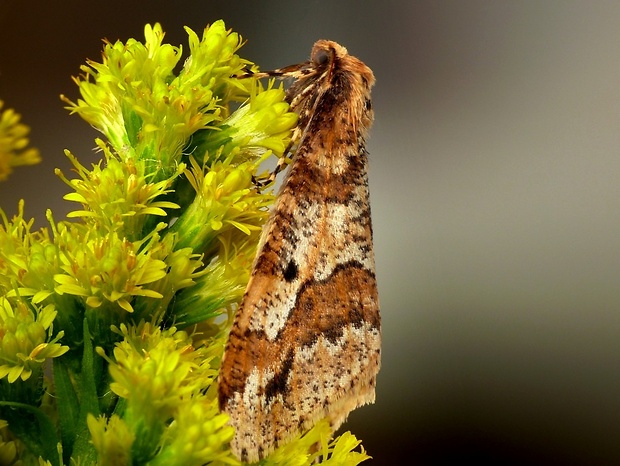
[[218, 40, 380, 463]]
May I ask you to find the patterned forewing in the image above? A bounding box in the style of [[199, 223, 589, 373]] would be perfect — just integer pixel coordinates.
[[218, 40, 379, 463]]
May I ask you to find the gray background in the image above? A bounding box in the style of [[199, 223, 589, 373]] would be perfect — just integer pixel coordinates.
[[2, 1, 620, 464]]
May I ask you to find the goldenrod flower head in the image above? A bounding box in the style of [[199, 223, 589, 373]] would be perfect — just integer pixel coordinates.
[[213, 85, 297, 157], [57, 141, 182, 237], [0, 202, 36, 296], [0, 298, 68, 382], [188, 84, 297, 170], [105, 323, 202, 415], [53, 226, 167, 314], [87, 414, 135, 466], [263, 420, 371, 466], [62, 23, 185, 156], [93, 322, 233, 463], [147, 399, 236, 466], [62, 20, 253, 180], [173, 230, 257, 330], [170, 155, 272, 256], [0, 203, 64, 310], [18, 233, 58, 305], [0, 101, 41, 182], [129, 235, 206, 324]]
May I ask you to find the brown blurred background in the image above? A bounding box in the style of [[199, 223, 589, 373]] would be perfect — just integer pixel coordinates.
[[2, 1, 620, 464]]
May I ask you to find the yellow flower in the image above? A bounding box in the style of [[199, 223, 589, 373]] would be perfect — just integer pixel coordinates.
[[87, 414, 135, 466], [263, 419, 371, 466], [0, 101, 41, 182], [57, 141, 182, 236], [62, 21, 251, 180], [0, 298, 68, 383], [53, 227, 167, 314]]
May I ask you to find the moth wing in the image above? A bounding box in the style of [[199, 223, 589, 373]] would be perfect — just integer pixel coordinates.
[[219, 147, 380, 462]]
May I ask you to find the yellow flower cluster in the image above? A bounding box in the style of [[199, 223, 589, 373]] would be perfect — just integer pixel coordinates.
[[0, 298, 67, 383], [91, 322, 235, 465], [0, 101, 40, 182]]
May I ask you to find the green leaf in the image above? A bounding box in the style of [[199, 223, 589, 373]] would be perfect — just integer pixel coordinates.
[[53, 357, 80, 462], [70, 318, 100, 464]]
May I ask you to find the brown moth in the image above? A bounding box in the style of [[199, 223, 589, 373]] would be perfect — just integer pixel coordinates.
[[218, 40, 380, 463]]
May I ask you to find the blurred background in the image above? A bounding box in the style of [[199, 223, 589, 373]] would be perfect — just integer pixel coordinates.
[[2, 1, 620, 464]]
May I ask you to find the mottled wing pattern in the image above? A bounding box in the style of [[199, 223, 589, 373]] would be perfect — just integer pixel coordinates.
[[218, 40, 380, 463]]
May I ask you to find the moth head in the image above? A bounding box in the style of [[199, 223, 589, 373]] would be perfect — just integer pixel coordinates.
[[286, 40, 375, 139], [311, 40, 375, 90], [311, 41, 341, 67]]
